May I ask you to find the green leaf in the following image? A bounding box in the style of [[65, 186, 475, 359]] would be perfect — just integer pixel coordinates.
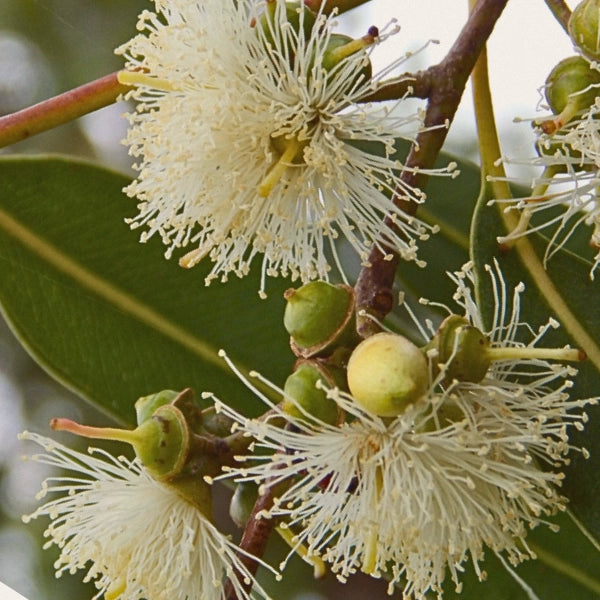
[[0, 155, 294, 425], [442, 511, 600, 599], [471, 183, 600, 544]]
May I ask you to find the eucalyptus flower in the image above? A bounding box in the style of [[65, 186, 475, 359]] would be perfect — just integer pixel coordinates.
[[492, 55, 600, 277], [211, 263, 593, 599], [20, 431, 272, 600], [116, 0, 455, 296]]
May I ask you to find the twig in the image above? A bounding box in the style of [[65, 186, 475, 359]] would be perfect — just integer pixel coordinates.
[[224, 483, 280, 600], [544, 0, 572, 34], [355, 0, 510, 337], [358, 69, 433, 103], [0, 72, 127, 149]]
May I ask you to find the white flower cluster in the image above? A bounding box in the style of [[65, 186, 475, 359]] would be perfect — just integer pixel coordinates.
[[19, 431, 273, 600], [212, 263, 593, 599], [117, 0, 456, 296]]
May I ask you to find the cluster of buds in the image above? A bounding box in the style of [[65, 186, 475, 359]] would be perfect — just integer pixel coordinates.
[[494, 0, 600, 272], [281, 278, 585, 421], [539, 0, 600, 135], [49, 388, 236, 513]]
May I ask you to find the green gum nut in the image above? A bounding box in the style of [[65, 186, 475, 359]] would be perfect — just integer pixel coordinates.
[[545, 55, 600, 115], [427, 314, 491, 384], [134, 404, 190, 480], [229, 482, 259, 528], [284, 281, 357, 358], [135, 390, 179, 426], [569, 0, 600, 61], [282, 360, 342, 424], [258, 1, 316, 51], [320, 33, 373, 84], [346, 332, 429, 417]]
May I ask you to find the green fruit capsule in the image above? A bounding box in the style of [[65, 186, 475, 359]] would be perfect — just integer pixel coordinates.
[[282, 361, 341, 424], [257, 1, 316, 53], [425, 314, 491, 384], [569, 0, 600, 61], [283, 281, 357, 358], [135, 390, 179, 426], [545, 55, 600, 115]]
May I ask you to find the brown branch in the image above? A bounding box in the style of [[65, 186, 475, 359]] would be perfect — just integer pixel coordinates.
[[358, 69, 433, 103], [0, 72, 128, 148], [544, 0, 571, 34], [355, 0, 510, 337], [224, 483, 280, 600]]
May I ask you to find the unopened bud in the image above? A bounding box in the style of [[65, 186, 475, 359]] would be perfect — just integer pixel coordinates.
[[346, 332, 428, 417], [541, 56, 600, 133], [51, 403, 190, 481], [229, 482, 259, 528], [282, 360, 342, 424], [284, 281, 357, 357], [569, 0, 600, 60], [257, 1, 316, 54]]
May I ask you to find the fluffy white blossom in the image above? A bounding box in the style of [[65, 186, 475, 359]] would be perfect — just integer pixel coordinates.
[[493, 99, 600, 277], [116, 0, 455, 296], [19, 431, 272, 600], [212, 263, 594, 599]]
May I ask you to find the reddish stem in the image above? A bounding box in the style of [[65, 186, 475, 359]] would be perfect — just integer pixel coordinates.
[[0, 72, 128, 148]]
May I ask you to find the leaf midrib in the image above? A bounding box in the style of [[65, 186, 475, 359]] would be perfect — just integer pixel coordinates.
[[0, 205, 228, 371]]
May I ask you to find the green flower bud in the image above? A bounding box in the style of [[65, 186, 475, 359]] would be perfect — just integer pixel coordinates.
[[284, 281, 357, 357], [426, 315, 491, 384], [258, 1, 316, 53], [321, 32, 374, 83], [540, 55, 600, 133], [282, 360, 342, 424], [545, 56, 600, 114], [346, 332, 429, 417], [51, 404, 190, 481], [135, 390, 179, 425], [229, 482, 259, 528], [569, 0, 600, 60], [133, 405, 190, 480]]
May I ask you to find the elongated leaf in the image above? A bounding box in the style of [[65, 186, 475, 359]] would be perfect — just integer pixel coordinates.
[[0, 155, 293, 425], [471, 183, 600, 544]]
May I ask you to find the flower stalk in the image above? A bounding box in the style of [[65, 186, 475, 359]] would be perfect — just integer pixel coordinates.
[[0, 72, 127, 149]]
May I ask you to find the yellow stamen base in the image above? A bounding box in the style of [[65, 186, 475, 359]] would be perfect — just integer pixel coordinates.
[[276, 525, 326, 579], [361, 528, 379, 575], [105, 578, 127, 600], [328, 34, 376, 65], [117, 69, 176, 92], [258, 138, 302, 198]]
